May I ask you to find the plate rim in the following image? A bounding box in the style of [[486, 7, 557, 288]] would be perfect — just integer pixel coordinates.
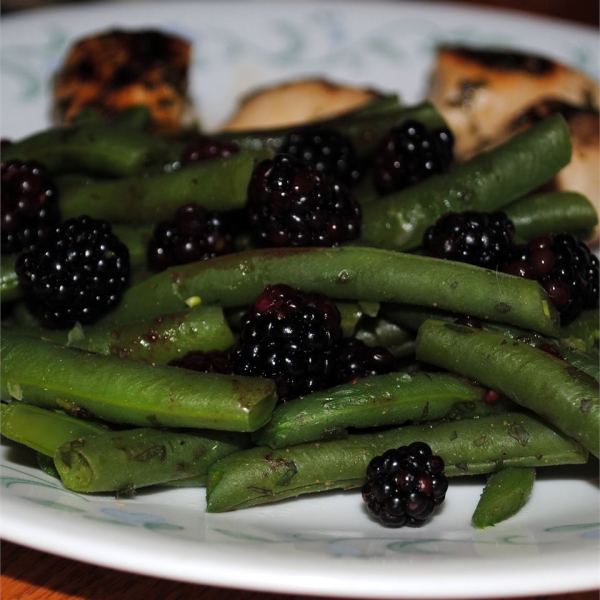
[[2, 457, 599, 599], [1, 1, 599, 597]]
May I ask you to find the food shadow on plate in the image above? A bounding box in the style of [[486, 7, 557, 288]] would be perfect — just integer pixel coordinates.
[[535, 454, 599, 486], [1, 436, 40, 470]]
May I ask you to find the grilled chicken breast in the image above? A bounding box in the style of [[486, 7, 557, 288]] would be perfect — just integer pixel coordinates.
[[52, 29, 196, 132], [427, 46, 599, 160], [219, 78, 379, 131]]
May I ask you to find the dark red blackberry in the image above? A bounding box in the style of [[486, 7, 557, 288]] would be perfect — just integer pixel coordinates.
[[147, 203, 235, 271], [230, 283, 343, 402], [362, 442, 448, 528], [180, 135, 240, 165], [15, 215, 130, 329], [278, 127, 361, 187], [454, 315, 483, 329], [1, 159, 61, 255], [423, 210, 515, 269], [537, 343, 563, 359], [246, 154, 361, 248], [168, 349, 234, 374], [336, 338, 397, 384], [502, 233, 599, 323], [371, 119, 454, 196]]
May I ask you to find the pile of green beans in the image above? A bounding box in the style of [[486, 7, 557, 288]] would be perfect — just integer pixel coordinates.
[[1, 94, 599, 531]]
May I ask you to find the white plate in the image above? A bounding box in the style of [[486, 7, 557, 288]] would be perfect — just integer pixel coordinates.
[[1, 2, 599, 598]]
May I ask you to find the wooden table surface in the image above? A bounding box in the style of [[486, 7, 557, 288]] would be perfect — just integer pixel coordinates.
[[1, 1, 599, 599], [2, 540, 598, 600]]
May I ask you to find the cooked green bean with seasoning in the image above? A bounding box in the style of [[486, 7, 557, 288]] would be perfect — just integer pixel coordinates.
[[1, 41, 599, 536]]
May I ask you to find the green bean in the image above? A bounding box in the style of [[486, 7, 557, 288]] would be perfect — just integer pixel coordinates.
[[68, 105, 154, 130], [1, 255, 22, 303], [561, 309, 599, 352], [505, 191, 599, 242], [54, 173, 99, 189], [206, 412, 587, 512], [354, 316, 416, 357], [111, 105, 154, 131], [37, 452, 60, 478], [59, 149, 273, 223], [471, 467, 536, 529], [0, 403, 248, 490], [161, 474, 208, 488], [100, 246, 560, 336], [110, 224, 153, 272], [333, 301, 379, 338], [217, 102, 445, 160], [2, 124, 170, 177], [336, 302, 367, 337], [415, 319, 599, 457], [360, 114, 572, 251], [0, 402, 107, 456], [352, 168, 380, 206], [78, 305, 233, 360], [383, 304, 600, 381], [253, 372, 495, 448], [1, 331, 277, 432], [7, 305, 234, 363], [54, 427, 251, 493], [69, 107, 105, 127]]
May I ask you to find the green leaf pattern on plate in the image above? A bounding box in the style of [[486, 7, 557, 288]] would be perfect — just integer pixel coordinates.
[[3, 461, 598, 551], [1, 9, 598, 105]]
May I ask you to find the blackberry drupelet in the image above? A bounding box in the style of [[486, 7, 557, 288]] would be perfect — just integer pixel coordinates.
[[336, 338, 397, 384], [180, 135, 240, 165], [168, 349, 234, 374], [502, 233, 599, 323], [147, 202, 235, 271], [278, 127, 362, 187], [423, 210, 515, 269], [1, 159, 61, 255], [15, 215, 130, 329], [371, 119, 455, 196], [246, 154, 361, 248], [230, 283, 343, 402], [362, 441, 448, 528], [454, 315, 483, 329]]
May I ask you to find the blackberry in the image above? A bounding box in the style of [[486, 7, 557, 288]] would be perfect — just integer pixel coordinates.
[[1, 159, 61, 255], [230, 283, 343, 402], [246, 154, 361, 248], [454, 315, 483, 329], [180, 135, 240, 166], [502, 233, 599, 323], [147, 203, 235, 271], [336, 338, 397, 385], [168, 349, 234, 374], [15, 215, 130, 328], [371, 119, 454, 196], [278, 127, 361, 187], [423, 210, 515, 269], [361, 442, 448, 528]]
